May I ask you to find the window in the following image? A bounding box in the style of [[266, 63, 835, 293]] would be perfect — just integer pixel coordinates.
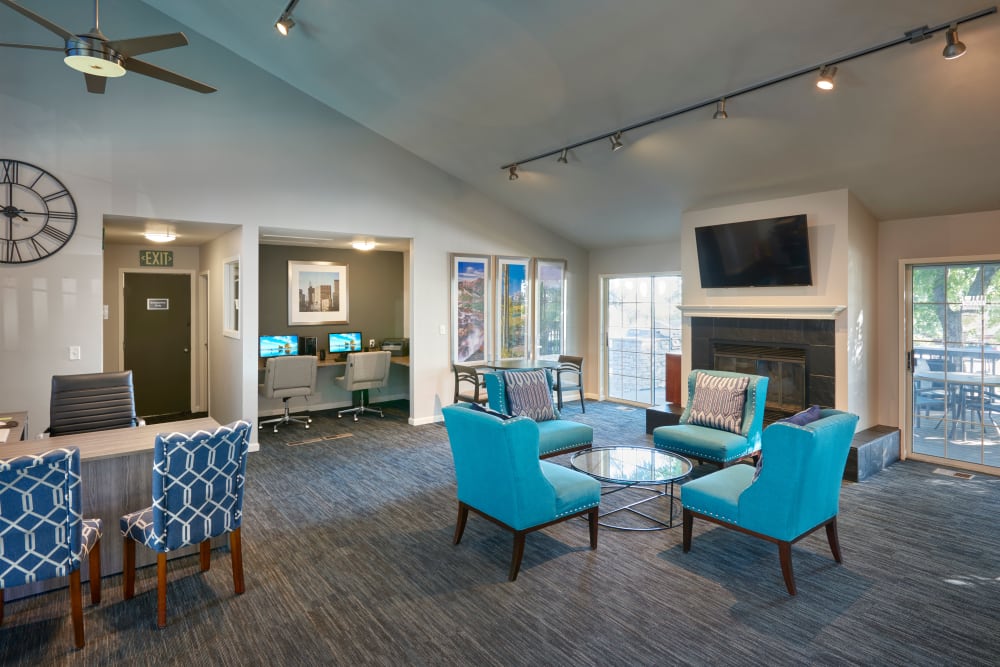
[[223, 256, 240, 338]]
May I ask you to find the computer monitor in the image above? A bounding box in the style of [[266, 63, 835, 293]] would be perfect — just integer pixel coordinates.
[[260, 335, 299, 358], [329, 332, 363, 355]]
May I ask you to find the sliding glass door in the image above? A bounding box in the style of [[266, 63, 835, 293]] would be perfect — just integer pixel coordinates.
[[605, 275, 682, 405], [907, 261, 1000, 469]]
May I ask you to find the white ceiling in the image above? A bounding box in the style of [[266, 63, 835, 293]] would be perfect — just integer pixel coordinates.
[[16, 1, 1000, 249]]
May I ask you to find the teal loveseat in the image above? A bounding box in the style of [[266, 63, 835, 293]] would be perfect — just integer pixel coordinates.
[[483, 370, 593, 458]]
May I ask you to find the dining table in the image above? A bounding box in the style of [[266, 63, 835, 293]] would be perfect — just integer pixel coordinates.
[[483, 359, 560, 371]]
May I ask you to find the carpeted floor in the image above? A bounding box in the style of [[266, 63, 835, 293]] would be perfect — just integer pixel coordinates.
[[2, 400, 998, 666]]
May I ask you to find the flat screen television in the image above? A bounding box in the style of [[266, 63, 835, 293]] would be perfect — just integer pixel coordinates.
[[695, 214, 812, 288], [329, 332, 363, 354], [260, 335, 299, 358]]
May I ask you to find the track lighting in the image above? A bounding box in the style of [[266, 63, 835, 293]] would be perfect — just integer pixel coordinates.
[[275, 0, 301, 36], [498, 6, 996, 178], [713, 98, 728, 120], [943, 24, 967, 59], [816, 65, 837, 90]]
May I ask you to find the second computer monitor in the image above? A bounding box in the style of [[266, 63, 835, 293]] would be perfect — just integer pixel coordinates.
[[329, 332, 363, 356]]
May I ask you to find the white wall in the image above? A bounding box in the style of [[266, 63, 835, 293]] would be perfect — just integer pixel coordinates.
[[877, 208, 1000, 427], [846, 192, 879, 427], [0, 0, 586, 429]]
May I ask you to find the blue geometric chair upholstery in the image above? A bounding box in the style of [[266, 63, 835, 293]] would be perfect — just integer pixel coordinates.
[[653, 370, 769, 467], [0, 448, 102, 648], [483, 370, 593, 459], [120, 419, 252, 627], [681, 409, 860, 595], [441, 403, 600, 581]]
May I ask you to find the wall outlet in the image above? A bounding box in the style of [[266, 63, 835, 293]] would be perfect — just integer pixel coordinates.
[[439, 324, 447, 335], [69, 345, 81, 361]]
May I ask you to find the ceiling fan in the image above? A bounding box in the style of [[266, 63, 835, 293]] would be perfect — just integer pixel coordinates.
[[0, 0, 216, 94]]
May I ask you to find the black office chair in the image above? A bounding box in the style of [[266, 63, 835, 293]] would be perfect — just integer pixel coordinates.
[[48, 370, 143, 436], [453, 364, 488, 405], [553, 355, 585, 412]]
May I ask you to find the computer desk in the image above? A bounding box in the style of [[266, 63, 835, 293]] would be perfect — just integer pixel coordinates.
[[0, 410, 27, 443], [1, 416, 223, 601]]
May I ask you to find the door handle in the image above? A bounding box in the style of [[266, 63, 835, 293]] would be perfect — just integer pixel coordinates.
[[184, 348, 190, 353]]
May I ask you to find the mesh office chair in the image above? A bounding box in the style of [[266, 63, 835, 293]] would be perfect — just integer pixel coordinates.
[[336, 351, 392, 421], [259, 356, 318, 432], [48, 370, 143, 436], [0, 448, 103, 648]]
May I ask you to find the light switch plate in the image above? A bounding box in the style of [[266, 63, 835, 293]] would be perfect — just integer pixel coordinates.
[[69, 345, 81, 360]]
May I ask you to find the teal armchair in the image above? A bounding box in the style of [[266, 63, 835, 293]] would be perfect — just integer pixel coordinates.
[[680, 409, 860, 595], [441, 403, 600, 581], [653, 370, 769, 467], [483, 370, 593, 458]]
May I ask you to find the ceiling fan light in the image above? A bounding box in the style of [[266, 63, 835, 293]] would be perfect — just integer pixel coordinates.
[[63, 51, 126, 78], [144, 231, 176, 243], [942, 25, 966, 59], [275, 15, 295, 36]]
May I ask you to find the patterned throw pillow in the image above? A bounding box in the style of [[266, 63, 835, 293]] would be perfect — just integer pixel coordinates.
[[687, 373, 750, 434], [504, 370, 556, 422]]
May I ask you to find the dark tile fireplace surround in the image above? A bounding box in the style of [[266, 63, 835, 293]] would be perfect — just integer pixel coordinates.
[[690, 316, 836, 419]]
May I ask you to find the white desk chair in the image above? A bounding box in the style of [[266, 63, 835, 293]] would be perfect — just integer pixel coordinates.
[[259, 356, 317, 432], [336, 351, 391, 421]]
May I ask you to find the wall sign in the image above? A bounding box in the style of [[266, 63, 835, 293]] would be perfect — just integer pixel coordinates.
[[146, 298, 169, 310], [139, 249, 173, 267]]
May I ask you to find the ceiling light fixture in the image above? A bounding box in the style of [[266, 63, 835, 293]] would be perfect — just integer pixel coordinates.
[[943, 24, 967, 59], [609, 132, 624, 151], [351, 239, 376, 251], [815, 65, 837, 90], [557, 148, 569, 164], [713, 98, 728, 119], [498, 5, 996, 177], [144, 231, 175, 243], [275, 0, 301, 36]]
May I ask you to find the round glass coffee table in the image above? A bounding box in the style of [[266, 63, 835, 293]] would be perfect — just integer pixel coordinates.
[[570, 446, 692, 531]]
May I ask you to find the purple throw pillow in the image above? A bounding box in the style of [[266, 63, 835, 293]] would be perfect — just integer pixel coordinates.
[[779, 405, 822, 426]]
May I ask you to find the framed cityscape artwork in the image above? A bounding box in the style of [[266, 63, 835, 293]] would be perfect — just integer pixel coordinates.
[[288, 260, 349, 325], [451, 254, 491, 364]]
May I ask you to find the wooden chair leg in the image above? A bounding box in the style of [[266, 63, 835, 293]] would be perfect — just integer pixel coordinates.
[[682, 509, 693, 552], [508, 532, 526, 581], [230, 528, 245, 595], [588, 507, 599, 549], [69, 569, 85, 649], [826, 517, 843, 563], [88, 539, 102, 604], [778, 542, 797, 595], [200, 539, 212, 572], [157, 552, 168, 628], [122, 537, 136, 600], [453, 503, 470, 545]]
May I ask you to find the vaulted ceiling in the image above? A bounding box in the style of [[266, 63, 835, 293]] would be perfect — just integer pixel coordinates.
[[10, 1, 1000, 249]]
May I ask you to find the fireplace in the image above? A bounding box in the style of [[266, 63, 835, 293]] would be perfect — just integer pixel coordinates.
[[690, 317, 835, 421]]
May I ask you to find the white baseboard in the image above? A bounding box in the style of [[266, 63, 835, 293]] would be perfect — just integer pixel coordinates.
[[257, 392, 409, 418]]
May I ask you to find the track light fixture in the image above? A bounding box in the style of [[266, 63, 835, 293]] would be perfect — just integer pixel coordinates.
[[557, 148, 569, 164], [498, 5, 996, 177], [816, 65, 837, 90], [713, 98, 728, 119], [275, 0, 301, 36], [943, 24, 967, 59], [508, 165, 519, 181]]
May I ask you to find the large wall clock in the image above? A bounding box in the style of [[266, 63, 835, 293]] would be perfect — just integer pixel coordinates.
[[1, 158, 77, 265]]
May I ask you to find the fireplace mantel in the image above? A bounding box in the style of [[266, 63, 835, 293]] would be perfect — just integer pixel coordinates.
[[677, 305, 846, 320]]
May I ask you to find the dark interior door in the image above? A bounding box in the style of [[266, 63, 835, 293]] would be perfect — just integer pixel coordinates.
[[124, 273, 191, 418]]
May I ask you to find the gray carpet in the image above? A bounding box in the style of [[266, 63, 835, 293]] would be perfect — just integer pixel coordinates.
[[2, 400, 998, 666]]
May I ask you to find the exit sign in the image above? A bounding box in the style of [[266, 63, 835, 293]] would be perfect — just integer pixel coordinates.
[[139, 249, 174, 267]]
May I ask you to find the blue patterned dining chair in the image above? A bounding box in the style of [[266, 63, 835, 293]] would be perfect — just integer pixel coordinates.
[[0, 448, 102, 649], [120, 420, 251, 628]]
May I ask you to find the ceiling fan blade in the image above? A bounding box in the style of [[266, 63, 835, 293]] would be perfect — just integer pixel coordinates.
[[106, 32, 188, 58], [0, 0, 75, 41], [84, 73, 107, 94], [0, 42, 63, 52], [124, 57, 216, 94]]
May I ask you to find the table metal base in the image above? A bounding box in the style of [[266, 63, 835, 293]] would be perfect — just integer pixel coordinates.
[[594, 480, 682, 531]]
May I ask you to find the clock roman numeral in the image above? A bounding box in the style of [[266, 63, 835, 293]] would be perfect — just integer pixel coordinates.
[[47, 210, 76, 220], [40, 224, 70, 244], [42, 189, 69, 203], [0, 160, 17, 184]]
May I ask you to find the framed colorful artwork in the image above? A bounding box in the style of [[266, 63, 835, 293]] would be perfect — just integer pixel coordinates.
[[451, 254, 491, 363]]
